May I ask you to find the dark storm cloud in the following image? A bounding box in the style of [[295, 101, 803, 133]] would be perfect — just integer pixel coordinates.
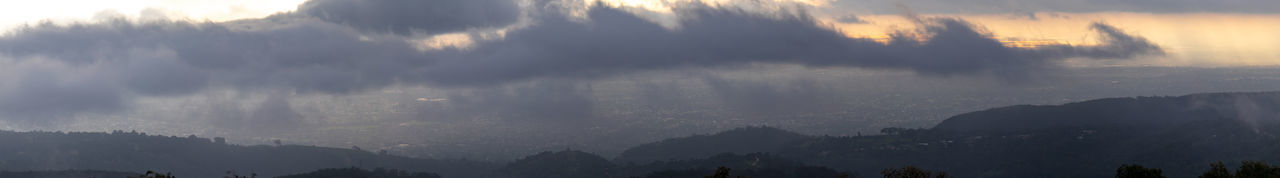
[[1049, 23, 1163, 59], [0, 19, 430, 95], [120, 53, 209, 96], [423, 5, 1161, 85], [290, 0, 520, 35], [836, 0, 1280, 14], [0, 19, 431, 117], [0, 1, 1160, 118]]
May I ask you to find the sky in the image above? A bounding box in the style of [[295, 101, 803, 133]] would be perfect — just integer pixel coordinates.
[[0, 0, 1276, 161]]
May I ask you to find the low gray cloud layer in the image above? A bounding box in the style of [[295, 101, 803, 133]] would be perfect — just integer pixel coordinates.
[[835, 15, 867, 23], [1, 19, 430, 93], [0, 67, 125, 119], [0, 19, 430, 119], [0, 1, 1161, 119], [288, 0, 520, 35]]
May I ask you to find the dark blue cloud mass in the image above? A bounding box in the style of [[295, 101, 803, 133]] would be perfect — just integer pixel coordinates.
[[0, 0, 1162, 119]]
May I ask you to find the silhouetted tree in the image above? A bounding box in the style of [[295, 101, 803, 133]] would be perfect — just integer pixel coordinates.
[[1116, 164, 1164, 178], [1197, 160, 1280, 178], [500, 150, 615, 178], [882, 166, 948, 178], [1235, 161, 1280, 178], [880, 128, 905, 135], [224, 171, 255, 178], [705, 166, 732, 178], [1200, 161, 1232, 178], [131, 170, 175, 178]]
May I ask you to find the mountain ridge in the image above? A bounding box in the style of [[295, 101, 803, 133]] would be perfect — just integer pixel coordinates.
[[4, 91, 1280, 177]]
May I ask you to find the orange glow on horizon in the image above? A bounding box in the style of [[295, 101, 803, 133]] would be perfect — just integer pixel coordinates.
[[828, 12, 1280, 67]]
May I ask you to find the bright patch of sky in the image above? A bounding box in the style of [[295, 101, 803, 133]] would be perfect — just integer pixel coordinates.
[[0, 0, 304, 31]]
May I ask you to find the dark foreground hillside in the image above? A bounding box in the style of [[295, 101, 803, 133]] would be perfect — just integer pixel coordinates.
[[616, 126, 808, 164], [500, 150, 848, 178], [622, 91, 1280, 177]]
